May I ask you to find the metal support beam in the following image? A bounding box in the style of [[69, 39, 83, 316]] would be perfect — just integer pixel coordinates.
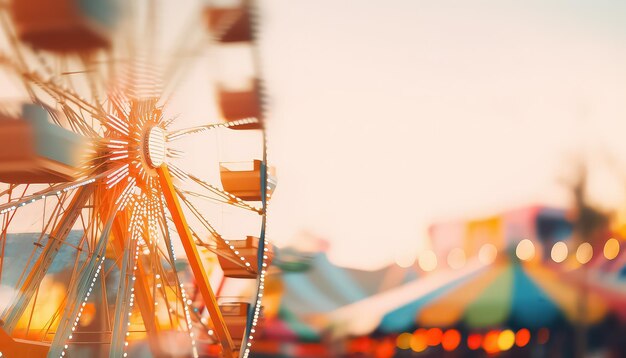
[[157, 166, 236, 357]]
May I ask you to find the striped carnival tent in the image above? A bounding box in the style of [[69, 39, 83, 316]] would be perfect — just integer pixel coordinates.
[[379, 255, 608, 333], [279, 251, 416, 315], [260, 206, 626, 343], [259, 248, 486, 339], [374, 205, 626, 334], [234, 205, 626, 358]]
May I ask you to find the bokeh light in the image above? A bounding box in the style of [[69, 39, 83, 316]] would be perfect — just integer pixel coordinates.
[[447, 248, 466, 269], [375, 339, 396, 358], [426, 328, 443, 346], [516, 239, 535, 261], [478, 244, 498, 265], [551, 241, 568, 263], [515, 328, 531, 347], [467, 333, 482, 350], [576, 242, 593, 264], [410, 329, 428, 352], [483, 330, 500, 354], [396, 333, 412, 350], [498, 329, 515, 351], [418, 250, 438, 272], [441, 329, 461, 351], [604, 238, 620, 260], [395, 251, 416, 268]]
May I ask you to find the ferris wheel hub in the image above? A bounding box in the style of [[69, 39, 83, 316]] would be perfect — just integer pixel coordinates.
[[143, 126, 166, 168]]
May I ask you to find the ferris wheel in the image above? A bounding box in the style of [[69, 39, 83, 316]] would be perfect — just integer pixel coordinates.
[[0, 0, 275, 357]]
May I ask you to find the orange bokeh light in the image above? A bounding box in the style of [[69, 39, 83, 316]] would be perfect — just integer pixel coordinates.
[[515, 328, 531, 347], [411, 329, 428, 352], [396, 333, 412, 350], [483, 330, 500, 354], [442, 329, 461, 351], [426, 328, 443, 346], [467, 333, 482, 350]]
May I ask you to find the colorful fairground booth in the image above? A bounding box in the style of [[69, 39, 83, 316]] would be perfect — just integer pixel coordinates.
[[252, 206, 626, 357]]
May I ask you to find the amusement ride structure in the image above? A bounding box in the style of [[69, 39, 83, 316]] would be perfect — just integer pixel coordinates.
[[0, 0, 274, 357]]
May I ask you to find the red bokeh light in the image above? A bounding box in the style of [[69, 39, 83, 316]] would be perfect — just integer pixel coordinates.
[[375, 338, 396, 358], [426, 328, 443, 346], [515, 328, 531, 347], [467, 333, 482, 350], [442, 329, 461, 351]]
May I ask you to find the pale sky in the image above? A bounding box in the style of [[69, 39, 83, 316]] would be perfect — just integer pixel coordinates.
[[258, 0, 626, 269], [4, 0, 626, 271]]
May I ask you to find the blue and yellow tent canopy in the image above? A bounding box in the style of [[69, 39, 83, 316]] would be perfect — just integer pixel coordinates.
[[279, 251, 417, 317]]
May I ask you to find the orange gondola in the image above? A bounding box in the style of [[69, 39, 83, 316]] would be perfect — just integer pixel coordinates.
[[219, 302, 250, 348], [218, 83, 263, 129], [11, 0, 118, 52], [218, 236, 274, 279], [205, 4, 251, 43], [220, 160, 276, 202], [0, 104, 86, 183]]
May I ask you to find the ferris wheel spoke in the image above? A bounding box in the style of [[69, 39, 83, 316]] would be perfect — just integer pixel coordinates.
[[156, 200, 184, 275], [0, 176, 100, 216], [109, 218, 140, 357], [162, 15, 206, 84], [1, 58, 99, 115], [177, 189, 258, 276], [60, 102, 100, 138], [110, 215, 162, 356], [174, 188, 221, 239], [192, 231, 251, 271], [181, 189, 262, 214], [156, 165, 237, 357], [159, 11, 208, 109], [38, 229, 94, 339], [0, 187, 50, 286], [166, 118, 260, 142], [77, 53, 107, 113], [0, 53, 107, 123], [48, 202, 116, 358], [186, 226, 223, 260], [0, 185, 93, 333], [23, 70, 101, 118], [0, 184, 65, 294], [0, 184, 30, 225], [185, 172, 263, 214], [0, 183, 19, 199]]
